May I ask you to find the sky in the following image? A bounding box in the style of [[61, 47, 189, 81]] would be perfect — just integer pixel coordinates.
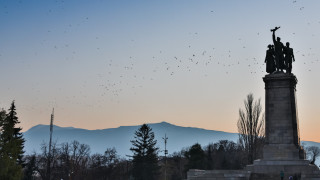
[[1, 0, 320, 142]]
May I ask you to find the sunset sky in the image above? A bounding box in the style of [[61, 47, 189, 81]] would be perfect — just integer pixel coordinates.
[[1, 0, 320, 142]]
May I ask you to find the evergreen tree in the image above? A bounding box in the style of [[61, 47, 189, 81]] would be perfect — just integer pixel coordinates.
[[0, 101, 25, 180], [0, 109, 6, 135], [130, 124, 160, 180], [206, 144, 213, 170], [184, 143, 206, 170], [23, 154, 36, 180]]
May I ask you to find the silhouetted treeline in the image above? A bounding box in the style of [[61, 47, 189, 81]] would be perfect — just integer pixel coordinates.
[[20, 124, 263, 180], [161, 139, 262, 179], [0, 102, 265, 180], [21, 139, 258, 180], [22, 141, 130, 180]]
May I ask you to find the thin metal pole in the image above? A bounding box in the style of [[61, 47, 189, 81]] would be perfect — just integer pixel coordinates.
[[163, 134, 168, 180], [46, 108, 54, 180]]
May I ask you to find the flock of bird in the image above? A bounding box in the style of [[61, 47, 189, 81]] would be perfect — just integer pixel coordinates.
[[1, 0, 320, 107]]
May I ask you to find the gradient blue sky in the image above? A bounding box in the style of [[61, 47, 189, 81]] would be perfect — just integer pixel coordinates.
[[1, 0, 320, 141]]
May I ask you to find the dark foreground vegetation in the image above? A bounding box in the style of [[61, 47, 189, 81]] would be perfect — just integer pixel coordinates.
[[1, 95, 319, 180], [22, 139, 252, 180]]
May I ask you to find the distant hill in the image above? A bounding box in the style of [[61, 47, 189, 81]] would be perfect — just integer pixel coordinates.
[[23, 122, 239, 157], [23, 122, 320, 161]]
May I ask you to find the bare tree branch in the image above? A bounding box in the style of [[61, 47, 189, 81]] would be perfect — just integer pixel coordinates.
[[237, 93, 265, 164]]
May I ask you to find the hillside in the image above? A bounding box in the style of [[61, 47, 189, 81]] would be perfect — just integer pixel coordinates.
[[23, 122, 239, 157]]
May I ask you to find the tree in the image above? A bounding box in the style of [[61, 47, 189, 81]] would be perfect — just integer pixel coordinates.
[[130, 124, 160, 180], [104, 147, 119, 166], [57, 140, 90, 180], [306, 146, 320, 165], [166, 151, 187, 180], [206, 143, 213, 170], [184, 143, 206, 170], [237, 93, 265, 164], [0, 101, 25, 180], [88, 147, 123, 180], [69, 140, 90, 179], [37, 141, 59, 180], [36, 140, 90, 180], [58, 142, 71, 179], [203, 140, 245, 170], [0, 109, 6, 134], [23, 154, 37, 180]]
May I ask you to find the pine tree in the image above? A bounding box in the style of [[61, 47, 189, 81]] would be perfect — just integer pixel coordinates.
[[130, 124, 160, 180], [23, 154, 36, 180], [0, 101, 25, 180], [0, 108, 6, 134], [184, 143, 206, 170]]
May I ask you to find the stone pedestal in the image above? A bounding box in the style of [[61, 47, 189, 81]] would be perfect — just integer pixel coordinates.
[[245, 72, 320, 179], [263, 72, 302, 160]]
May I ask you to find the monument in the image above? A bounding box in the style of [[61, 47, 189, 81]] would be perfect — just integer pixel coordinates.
[[187, 28, 320, 179]]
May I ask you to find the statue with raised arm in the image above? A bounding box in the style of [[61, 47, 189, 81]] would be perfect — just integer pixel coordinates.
[[271, 27, 285, 72], [283, 42, 295, 74]]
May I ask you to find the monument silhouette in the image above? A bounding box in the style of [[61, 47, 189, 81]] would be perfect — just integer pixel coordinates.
[[266, 27, 296, 74], [187, 28, 320, 179]]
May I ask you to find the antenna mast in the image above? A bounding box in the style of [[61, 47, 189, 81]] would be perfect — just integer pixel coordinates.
[[163, 134, 168, 180], [46, 108, 54, 180]]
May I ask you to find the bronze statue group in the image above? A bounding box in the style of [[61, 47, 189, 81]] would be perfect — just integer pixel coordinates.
[[265, 27, 295, 74]]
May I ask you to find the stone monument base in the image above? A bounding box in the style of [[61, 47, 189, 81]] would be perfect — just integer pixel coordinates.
[[246, 159, 320, 179], [187, 169, 251, 180], [187, 160, 320, 180]]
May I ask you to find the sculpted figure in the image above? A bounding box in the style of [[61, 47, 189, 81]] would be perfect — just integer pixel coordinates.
[[265, 44, 276, 73], [283, 42, 295, 74], [271, 27, 285, 71]]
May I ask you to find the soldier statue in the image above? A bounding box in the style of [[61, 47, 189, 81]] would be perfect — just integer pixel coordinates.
[[283, 42, 295, 74], [271, 27, 285, 72]]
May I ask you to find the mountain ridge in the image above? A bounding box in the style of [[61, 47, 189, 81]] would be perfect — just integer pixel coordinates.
[[23, 121, 320, 161], [25, 121, 235, 133]]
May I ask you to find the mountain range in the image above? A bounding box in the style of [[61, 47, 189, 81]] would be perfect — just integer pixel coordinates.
[[23, 121, 320, 160]]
